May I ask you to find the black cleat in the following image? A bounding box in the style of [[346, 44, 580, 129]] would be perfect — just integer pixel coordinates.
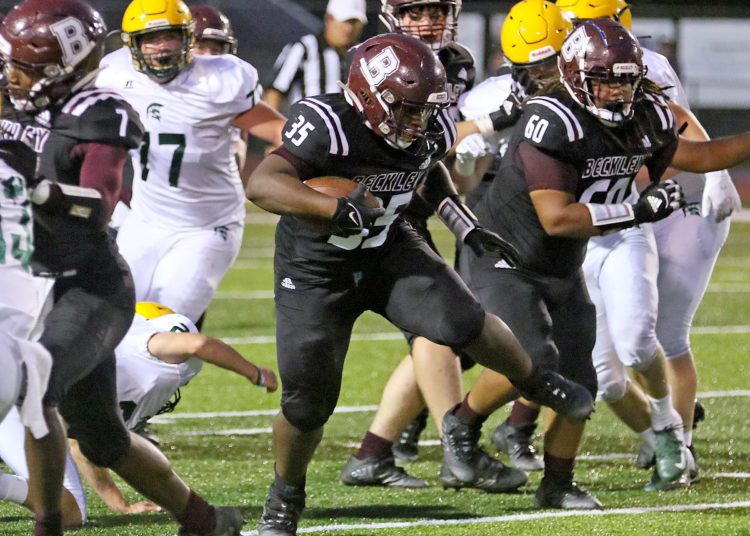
[[517, 368, 594, 422], [535, 476, 603, 510], [257, 483, 305, 536], [340, 454, 428, 488], [491, 421, 544, 472], [441, 405, 483, 483], [392, 409, 429, 462], [440, 450, 527, 493]]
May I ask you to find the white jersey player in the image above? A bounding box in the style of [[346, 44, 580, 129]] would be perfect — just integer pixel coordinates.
[[0, 300, 277, 524], [96, 0, 285, 323], [0, 143, 52, 437]]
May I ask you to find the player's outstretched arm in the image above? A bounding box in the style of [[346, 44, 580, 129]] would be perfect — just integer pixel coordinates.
[[233, 101, 287, 148], [672, 130, 750, 175], [246, 154, 338, 219], [668, 102, 741, 221], [146, 332, 278, 392], [68, 439, 161, 515]]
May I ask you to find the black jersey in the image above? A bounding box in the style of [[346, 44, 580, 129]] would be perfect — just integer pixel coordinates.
[[473, 90, 678, 278], [403, 42, 477, 223], [0, 89, 143, 277], [274, 92, 456, 268]]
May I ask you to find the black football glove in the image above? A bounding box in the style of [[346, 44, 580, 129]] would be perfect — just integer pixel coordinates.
[[464, 227, 521, 267], [633, 179, 685, 224], [331, 184, 385, 237]]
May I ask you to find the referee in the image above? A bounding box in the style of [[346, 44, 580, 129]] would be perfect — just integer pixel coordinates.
[[264, 0, 367, 113]]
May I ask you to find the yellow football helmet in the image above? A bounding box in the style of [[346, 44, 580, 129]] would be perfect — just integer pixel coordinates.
[[555, 0, 632, 31], [121, 0, 194, 81], [135, 301, 175, 320], [501, 0, 572, 66]]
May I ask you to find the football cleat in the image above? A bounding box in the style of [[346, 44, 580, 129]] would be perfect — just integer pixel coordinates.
[[635, 439, 655, 470], [440, 450, 527, 493], [534, 477, 603, 510], [516, 368, 595, 422], [392, 409, 429, 462], [340, 454, 428, 488], [257, 483, 305, 536], [441, 404, 483, 483], [654, 425, 687, 483], [177, 506, 244, 536], [643, 467, 690, 492], [491, 421, 544, 472]]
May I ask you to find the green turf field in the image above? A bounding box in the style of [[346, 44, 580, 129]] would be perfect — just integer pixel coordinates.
[[2, 208, 749, 535]]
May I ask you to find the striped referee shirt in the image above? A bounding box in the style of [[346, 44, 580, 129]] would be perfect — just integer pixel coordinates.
[[269, 33, 351, 104]]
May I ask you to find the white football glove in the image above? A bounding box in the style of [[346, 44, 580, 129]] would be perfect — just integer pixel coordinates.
[[701, 170, 741, 222], [454, 133, 489, 176]]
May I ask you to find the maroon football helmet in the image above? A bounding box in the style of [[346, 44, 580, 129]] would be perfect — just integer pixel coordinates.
[[344, 33, 448, 151], [380, 0, 461, 51], [0, 0, 107, 112], [190, 4, 237, 54], [559, 18, 644, 125]]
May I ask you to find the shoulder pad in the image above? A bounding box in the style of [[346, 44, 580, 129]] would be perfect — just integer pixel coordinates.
[[459, 74, 513, 119], [148, 313, 198, 334], [282, 97, 339, 160], [58, 92, 144, 148], [521, 96, 585, 151], [639, 90, 676, 133]]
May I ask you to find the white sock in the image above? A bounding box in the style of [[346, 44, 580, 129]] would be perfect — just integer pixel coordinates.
[[639, 428, 656, 449], [0, 473, 28, 504], [684, 429, 693, 447], [649, 394, 683, 431]]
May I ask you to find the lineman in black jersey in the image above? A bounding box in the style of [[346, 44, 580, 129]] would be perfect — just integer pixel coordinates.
[[247, 33, 595, 536], [458, 18, 750, 510], [0, 1, 243, 535]]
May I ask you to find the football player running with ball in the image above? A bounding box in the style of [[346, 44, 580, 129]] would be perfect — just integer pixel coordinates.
[[0, 1, 244, 534], [341, 0, 529, 494], [97, 0, 285, 326], [246, 33, 595, 536]]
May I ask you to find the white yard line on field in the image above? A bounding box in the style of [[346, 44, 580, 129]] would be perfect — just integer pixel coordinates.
[[240, 500, 750, 535], [219, 326, 750, 346], [154, 389, 747, 423]]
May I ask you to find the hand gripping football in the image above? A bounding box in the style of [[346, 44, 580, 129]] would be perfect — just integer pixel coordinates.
[[300, 177, 382, 234]]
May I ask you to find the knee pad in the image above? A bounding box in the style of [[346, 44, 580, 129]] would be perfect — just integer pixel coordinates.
[[76, 424, 131, 468], [598, 377, 630, 403], [281, 394, 336, 433], [612, 330, 659, 371]]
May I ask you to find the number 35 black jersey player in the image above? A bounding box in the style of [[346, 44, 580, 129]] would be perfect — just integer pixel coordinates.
[[246, 32, 596, 536]]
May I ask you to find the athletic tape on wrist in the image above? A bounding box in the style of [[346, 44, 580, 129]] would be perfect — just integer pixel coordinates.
[[438, 196, 478, 242], [585, 202, 635, 232]]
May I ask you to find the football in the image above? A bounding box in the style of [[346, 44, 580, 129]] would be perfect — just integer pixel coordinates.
[[298, 177, 381, 234], [303, 176, 380, 208]]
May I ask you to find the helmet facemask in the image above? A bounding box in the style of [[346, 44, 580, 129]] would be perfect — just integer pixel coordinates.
[[380, 1, 460, 51], [125, 26, 193, 81]]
